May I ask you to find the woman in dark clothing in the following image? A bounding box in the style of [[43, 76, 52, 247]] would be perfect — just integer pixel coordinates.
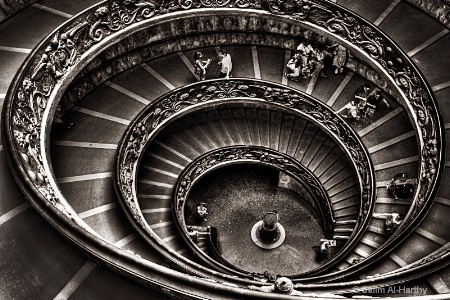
[[194, 51, 211, 81]]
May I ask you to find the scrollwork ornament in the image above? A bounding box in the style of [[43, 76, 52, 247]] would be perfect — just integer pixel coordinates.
[[142, 82, 255, 129], [89, 6, 111, 43], [12, 78, 61, 208], [179, 0, 233, 8], [263, 0, 330, 20], [317, 11, 357, 39], [307, 104, 345, 137], [389, 67, 438, 205], [235, 0, 261, 8], [252, 85, 311, 108], [200, 0, 232, 8], [178, 0, 194, 9], [109, 0, 159, 29], [392, 68, 434, 139]]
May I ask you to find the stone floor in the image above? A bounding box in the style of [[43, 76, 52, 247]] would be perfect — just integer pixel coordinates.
[[186, 164, 327, 275]]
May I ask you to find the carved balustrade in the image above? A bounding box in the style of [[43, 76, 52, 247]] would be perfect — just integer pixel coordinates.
[[1, 0, 445, 294], [116, 78, 376, 278]]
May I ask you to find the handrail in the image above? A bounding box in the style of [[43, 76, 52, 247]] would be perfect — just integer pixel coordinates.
[[116, 78, 376, 279], [1, 0, 445, 294]]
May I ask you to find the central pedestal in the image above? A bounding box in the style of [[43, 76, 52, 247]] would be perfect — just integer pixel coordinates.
[[251, 212, 286, 249]]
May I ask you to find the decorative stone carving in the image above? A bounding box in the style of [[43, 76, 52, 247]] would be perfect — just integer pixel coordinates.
[[2, 0, 444, 288], [145, 82, 254, 129], [12, 78, 73, 216], [117, 81, 374, 225], [114, 79, 375, 277]]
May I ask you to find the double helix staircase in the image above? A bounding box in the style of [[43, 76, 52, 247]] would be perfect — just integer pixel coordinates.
[[1, 0, 450, 298]]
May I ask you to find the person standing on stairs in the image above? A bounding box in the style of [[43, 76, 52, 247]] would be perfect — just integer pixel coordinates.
[[329, 43, 347, 74], [197, 202, 208, 222], [194, 51, 211, 81], [312, 48, 329, 78], [353, 83, 371, 123], [218, 49, 232, 79], [365, 88, 390, 119], [284, 52, 301, 80], [336, 100, 359, 124]]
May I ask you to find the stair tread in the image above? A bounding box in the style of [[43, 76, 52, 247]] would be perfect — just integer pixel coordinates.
[[231, 108, 252, 146], [244, 108, 261, 146], [278, 113, 296, 154], [269, 111, 283, 151], [286, 118, 308, 157]]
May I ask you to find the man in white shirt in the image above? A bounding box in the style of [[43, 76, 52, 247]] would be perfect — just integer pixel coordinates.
[[218, 50, 232, 79]]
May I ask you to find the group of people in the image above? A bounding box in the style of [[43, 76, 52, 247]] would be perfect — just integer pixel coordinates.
[[284, 43, 328, 80], [337, 83, 390, 125], [194, 42, 347, 83], [194, 46, 390, 129], [284, 42, 348, 81], [194, 49, 232, 81]]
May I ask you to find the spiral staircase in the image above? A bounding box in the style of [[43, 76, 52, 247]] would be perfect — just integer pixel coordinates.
[[1, 0, 450, 299]]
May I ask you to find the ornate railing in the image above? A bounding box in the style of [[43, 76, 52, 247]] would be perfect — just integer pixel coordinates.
[[1, 0, 444, 294], [172, 145, 336, 275], [116, 78, 376, 278], [174, 146, 335, 236]]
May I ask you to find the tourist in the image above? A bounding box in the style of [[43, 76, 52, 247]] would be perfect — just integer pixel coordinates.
[[365, 89, 390, 119], [330, 43, 347, 74], [354, 83, 372, 121], [354, 83, 371, 103], [336, 100, 359, 124], [313, 48, 328, 78], [285, 52, 301, 80], [313, 239, 335, 259], [373, 212, 403, 233], [385, 213, 403, 233], [193, 51, 211, 81], [197, 202, 208, 221], [218, 49, 232, 79]]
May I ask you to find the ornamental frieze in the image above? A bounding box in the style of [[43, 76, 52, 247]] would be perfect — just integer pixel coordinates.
[[118, 81, 374, 210]]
